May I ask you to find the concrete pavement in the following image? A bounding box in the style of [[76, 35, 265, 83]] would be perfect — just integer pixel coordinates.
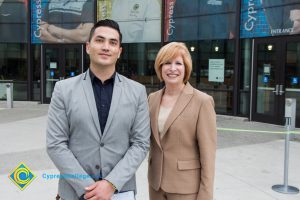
[[0, 102, 299, 199]]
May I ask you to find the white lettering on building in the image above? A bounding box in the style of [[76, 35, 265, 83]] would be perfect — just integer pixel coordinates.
[[167, 1, 175, 36], [271, 28, 293, 34], [244, 0, 257, 31], [34, 0, 43, 38]]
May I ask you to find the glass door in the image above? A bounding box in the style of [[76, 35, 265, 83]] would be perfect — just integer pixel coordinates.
[[43, 45, 82, 102], [44, 45, 61, 101], [285, 40, 300, 127], [64, 45, 81, 79], [252, 38, 285, 125]]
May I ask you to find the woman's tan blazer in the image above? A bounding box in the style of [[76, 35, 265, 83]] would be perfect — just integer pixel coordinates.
[[148, 82, 217, 200]]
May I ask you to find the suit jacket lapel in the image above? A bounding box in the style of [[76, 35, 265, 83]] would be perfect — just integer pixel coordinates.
[[150, 89, 164, 149], [102, 73, 122, 138], [161, 82, 194, 138], [81, 69, 102, 136]]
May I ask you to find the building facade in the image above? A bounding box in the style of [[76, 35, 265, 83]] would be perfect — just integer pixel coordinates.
[[1, 0, 300, 126]]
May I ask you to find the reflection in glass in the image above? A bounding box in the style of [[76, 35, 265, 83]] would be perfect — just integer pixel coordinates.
[[256, 43, 276, 114], [32, 45, 41, 101], [239, 39, 251, 115], [0, 44, 28, 100], [186, 39, 234, 114], [285, 42, 300, 120], [64, 47, 80, 79], [45, 48, 59, 98], [165, 0, 236, 41], [118, 43, 161, 94], [0, 1, 27, 43]]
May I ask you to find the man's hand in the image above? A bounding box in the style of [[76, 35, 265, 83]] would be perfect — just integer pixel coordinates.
[[40, 21, 60, 43], [84, 180, 115, 200]]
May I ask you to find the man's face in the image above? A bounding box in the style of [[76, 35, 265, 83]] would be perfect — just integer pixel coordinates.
[[86, 26, 122, 69]]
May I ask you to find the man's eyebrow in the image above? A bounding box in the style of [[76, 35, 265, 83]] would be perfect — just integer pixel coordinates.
[[110, 38, 119, 43], [95, 35, 119, 43]]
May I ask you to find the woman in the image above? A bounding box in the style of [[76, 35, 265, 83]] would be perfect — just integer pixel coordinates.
[[148, 42, 217, 200]]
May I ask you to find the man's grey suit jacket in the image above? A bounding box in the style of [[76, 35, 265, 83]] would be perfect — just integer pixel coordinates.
[[46, 69, 150, 199]]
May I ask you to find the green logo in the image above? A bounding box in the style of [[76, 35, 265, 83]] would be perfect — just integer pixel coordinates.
[[8, 162, 36, 190]]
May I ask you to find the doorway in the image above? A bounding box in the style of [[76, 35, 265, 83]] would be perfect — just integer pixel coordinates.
[[43, 45, 82, 103], [252, 37, 300, 127]]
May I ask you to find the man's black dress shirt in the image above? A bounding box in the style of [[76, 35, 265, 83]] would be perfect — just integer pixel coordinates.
[[90, 70, 115, 133]]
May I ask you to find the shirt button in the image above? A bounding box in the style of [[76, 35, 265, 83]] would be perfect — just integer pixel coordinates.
[[95, 165, 100, 169], [100, 143, 104, 147]]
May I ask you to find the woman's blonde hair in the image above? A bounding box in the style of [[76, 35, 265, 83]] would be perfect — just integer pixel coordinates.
[[154, 42, 192, 83]]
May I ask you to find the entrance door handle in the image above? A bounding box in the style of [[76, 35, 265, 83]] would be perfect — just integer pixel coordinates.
[[279, 84, 285, 95], [272, 85, 279, 95]]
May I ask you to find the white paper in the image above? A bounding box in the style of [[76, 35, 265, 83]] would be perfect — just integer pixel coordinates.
[[50, 62, 57, 69], [111, 191, 135, 200], [208, 59, 225, 82]]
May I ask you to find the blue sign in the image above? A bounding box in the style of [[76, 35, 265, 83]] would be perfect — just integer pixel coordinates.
[[240, 0, 270, 38], [70, 72, 75, 77], [31, 1, 47, 43], [263, 76, 269, 83], [291, 77, 298, 85], [50, 70, 54, 77], [240, 0, 298, 38]]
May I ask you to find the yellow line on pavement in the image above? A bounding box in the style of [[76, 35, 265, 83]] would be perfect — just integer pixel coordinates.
[[217, 127, 300, 135]]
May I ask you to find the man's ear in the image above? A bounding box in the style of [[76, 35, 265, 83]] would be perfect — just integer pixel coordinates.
[[86, 42, 90, 54], [118, 47, 123, 58]]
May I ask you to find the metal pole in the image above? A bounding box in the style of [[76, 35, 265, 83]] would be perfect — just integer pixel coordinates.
[[283, 119, 290, 187], [272, 117, 299, 194]]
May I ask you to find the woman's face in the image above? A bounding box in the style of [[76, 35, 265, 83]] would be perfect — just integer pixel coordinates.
[[161, 55, 185, 86]]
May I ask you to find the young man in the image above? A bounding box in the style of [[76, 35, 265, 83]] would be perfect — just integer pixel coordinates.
[[46, 19, 150, 200]]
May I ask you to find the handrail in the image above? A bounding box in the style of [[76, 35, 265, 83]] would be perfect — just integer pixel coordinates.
[[0, 80, 13, 83]]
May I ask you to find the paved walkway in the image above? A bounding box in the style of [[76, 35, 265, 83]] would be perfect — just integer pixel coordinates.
[[0, 102, 299, 199]]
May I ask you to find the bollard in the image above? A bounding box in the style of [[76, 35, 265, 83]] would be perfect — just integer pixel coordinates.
[[272, 98, 299, 194], [6, 83, 13, 108]]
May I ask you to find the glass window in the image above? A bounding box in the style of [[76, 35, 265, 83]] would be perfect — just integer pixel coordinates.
[[187, 39, 235, 114], [32, 45, 41, 101], [165, 0, 236, 41], [239, 39, 252, 116], [285, 42, 300, 120], [0, 0, 28, 43], [118, 43, 161, 94], [0, 44, 28, 100]]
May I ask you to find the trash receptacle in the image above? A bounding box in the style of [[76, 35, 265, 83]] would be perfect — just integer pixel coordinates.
[[6, 83, 13, 108]]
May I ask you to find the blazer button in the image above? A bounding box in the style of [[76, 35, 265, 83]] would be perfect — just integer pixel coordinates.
[[100, 143, 104, 147], [95, 165, 100, 169]]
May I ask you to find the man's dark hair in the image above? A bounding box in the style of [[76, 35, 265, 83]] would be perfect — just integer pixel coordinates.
[[88, 19, 122, 44]]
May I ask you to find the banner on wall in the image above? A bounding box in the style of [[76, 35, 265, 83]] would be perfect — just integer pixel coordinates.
[[240, 0, 300, 38], [31, 0, 94, 44], [97, 0, 162, 43], [31, 0, 47, 43], [0, 0, 28, 43], [164, 0, 236, 42]]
